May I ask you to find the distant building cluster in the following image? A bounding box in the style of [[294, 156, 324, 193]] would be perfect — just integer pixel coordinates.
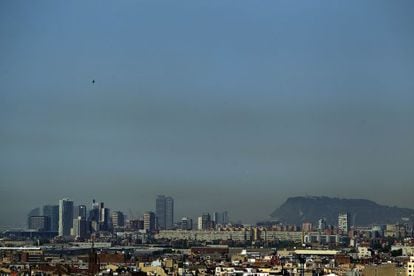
[[21, 195, 234, 242], [2, 201, 414, 276], [16, 200, 414, 249], [25, 196, 173, 240]]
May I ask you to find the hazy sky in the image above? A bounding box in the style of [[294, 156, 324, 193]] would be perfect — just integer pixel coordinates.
[[1, 1, 414, 227]]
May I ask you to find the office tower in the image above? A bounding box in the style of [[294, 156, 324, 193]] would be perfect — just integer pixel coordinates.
[[28, 216, 50, 231], [198, 213, 211, 230], [222, 211, 229, 225], [197, 216, 203, 230], [155, 195, 174, 230], [74, 205, 87, 220], [112, 211, 125, 228], [88, 212, 99, 232], [99, 204, 110, 231], [72, 216, 87, 239], [87, 200, 109, 231], [156, 195, 167, 230], [43, 205, 59, 232], [212, 211, 228, 226], [99, 202, 105, 221], [212, 212, 220, 225], [87, 200, 102, 233], [203, 213, 211, 229], [165, 196, 174, 230], [59, 198, 74, 236], [27, 207, 41, 229], [181, 217, 192, 230], [89, 200, 99, 217], [144, 211, 156, 232], [91, 199, 100, 210], [338, 212, 350, 234]]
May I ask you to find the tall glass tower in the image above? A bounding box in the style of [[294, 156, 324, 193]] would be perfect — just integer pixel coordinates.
[[165, 196, 174, 230], [156, 195, 174, 230], [43, 205, 59, 232], [59, 198, 74, 236]]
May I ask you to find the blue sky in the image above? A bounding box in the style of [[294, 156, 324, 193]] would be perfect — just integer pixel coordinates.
[[1, 0, 414, 227]]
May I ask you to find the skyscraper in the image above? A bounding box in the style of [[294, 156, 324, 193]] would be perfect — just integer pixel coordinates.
[[198, 213, 211, 230], [112, 211, 125, 228], [99, 202, 110, 231], [59, 198, 74, 236], [212, 212, 220, 224], [211, 211, 229, 226], [155, 195, 166, 230], [72, 216, 87, 239], [165, 196, 174, 230], [222, 211, 229, 225], [88, 200, 100, 232], [144, 211, 156, 232], [197, 216, 203, 230], [338, 212, 350, 234], [155, 195, 174, 230], [74, 205, 87, 220], [43, 205, 59, 232]]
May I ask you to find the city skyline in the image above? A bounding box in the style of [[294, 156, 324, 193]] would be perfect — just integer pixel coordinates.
[[2, 1, 414, 227], [24, 195, 232, 230], [18, 194, 414, 232]]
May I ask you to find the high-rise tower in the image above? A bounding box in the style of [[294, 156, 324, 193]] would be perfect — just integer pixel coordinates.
[[155, 195, 166, 230], [59, 198, 74, 236], [165, 196, 174, 230], [144, 211, 156, 232], [111, 211, 125, 228], [338, 212, 350, 234], [43, 205, 59, 232], [155, 195, 174, 230], [77, 205, 87, 220]]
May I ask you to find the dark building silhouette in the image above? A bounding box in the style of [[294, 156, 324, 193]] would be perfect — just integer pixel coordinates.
[[43, 205, 59, 232]]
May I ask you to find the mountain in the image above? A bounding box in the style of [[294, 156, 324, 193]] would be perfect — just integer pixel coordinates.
[[270, 196, 414, 226]]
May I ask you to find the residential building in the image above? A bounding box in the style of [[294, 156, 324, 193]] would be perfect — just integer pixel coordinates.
[[111, 211, 125, 228], [408, 256, 414, 276], [338, 213, 350, 234], [144, 211, 156, 232]]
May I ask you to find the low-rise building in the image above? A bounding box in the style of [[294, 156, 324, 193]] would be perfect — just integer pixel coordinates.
[[357, 246, 371, 259], [408, 256, 414, 276]]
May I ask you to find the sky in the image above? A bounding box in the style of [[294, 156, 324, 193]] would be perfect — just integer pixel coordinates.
[[1, 0, 414, 227]]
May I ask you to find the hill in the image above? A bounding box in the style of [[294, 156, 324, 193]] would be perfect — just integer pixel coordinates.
[[270, 196, 414, 226]]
